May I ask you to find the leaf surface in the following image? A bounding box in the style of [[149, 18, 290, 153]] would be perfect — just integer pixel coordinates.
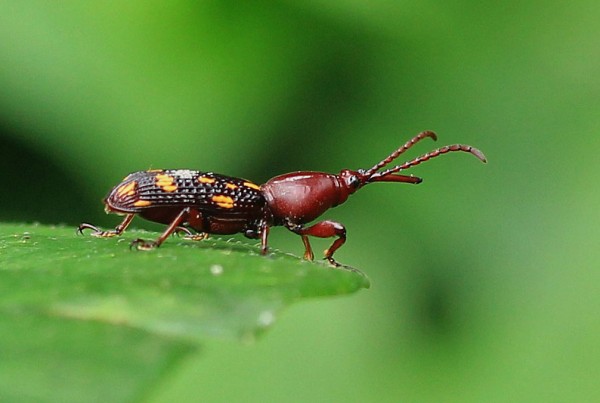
[[0, 223, 369, 401]]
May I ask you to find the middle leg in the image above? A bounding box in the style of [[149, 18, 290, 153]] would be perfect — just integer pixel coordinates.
[[131, 208, 191, 250]]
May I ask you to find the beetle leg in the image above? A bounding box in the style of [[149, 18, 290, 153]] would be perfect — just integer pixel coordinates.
[[260, 222, 270, 255], [184, 233, 210, 241], [131, 208, 190, 250], [258, 209, 273, 255], [77, 214, 135, 238], [174, 226, 209, 241], [287, 220, 346, 266], [285, 222, 314, 261], [174, 226, 192, 237], [301, 235, 314, 261]]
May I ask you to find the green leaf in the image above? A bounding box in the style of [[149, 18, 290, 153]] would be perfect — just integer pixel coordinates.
[[0, 222, 368, 402]]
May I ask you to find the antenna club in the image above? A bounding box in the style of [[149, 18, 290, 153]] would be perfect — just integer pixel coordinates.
[[423, 130, 438, 142], [434, 144, 488, 163], [471, 147, 487, 163]]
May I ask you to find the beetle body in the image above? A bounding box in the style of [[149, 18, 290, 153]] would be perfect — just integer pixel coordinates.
[[103, 170, 266, 236], [79, 131, 486, 265]]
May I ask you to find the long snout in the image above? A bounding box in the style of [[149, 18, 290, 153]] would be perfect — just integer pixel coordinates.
[[368, 173, 423, 184]]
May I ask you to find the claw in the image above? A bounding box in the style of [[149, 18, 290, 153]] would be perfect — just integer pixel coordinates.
[[324, 256, 341, 267], [76, 223, 100, 235], [174, 227, 209, 241], [77, 223, 119, 237], [303, 249, 314, 261], [323, 249, 340, 266], [174, 226, 194, 237], [184, 233, 209, 241]]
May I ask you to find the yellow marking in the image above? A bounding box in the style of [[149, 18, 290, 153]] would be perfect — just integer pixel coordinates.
[[147, 169, 163, 173], [212, 195, 235, 209], [161, 184, 178, 192], [116, 181, 137, 197], [243, 181, 260, 191], [156, 181, 173, 187], [155, 173, 174, 183], [155, 174, 177, 192], [225, 183, 238, 190], [199, 176, 216, 184], [133, 200, 152, 207]]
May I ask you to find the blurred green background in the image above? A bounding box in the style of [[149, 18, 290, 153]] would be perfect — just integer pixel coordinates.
[[1, 1, 598, 401]]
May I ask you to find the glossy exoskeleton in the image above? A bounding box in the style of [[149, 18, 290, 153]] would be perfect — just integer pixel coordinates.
[[78, 131, 486, 265]]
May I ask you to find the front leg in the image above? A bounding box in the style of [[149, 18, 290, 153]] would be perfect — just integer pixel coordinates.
[[77, 214, 135, 237], [286, 220, 347, 266]]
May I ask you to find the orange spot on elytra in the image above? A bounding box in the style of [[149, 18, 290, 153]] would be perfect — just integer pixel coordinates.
[[212, 195, 235, 208], [199, 176, 216, 184], [116, 181, 137, 197], [155, 174, 173, 182], [161, 185, 178, 192], [243, 181, 260, 191], [133, 200, 152, 207], [225, 183, 238, 190], [155, 174, 177, 192]]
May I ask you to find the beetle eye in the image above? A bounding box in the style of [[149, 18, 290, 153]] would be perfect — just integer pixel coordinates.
[[349, 175, 360, 188]]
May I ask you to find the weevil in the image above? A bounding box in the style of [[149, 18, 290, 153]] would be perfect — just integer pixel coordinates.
[[78, 131, 486, 266]]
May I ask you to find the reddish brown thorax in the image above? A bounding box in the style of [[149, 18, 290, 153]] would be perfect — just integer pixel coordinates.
[[262, 172, 353, 225]]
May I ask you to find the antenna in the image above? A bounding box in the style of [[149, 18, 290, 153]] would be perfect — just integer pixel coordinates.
[[369, 144, 487, 181], [364, 131, 437, 178]]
